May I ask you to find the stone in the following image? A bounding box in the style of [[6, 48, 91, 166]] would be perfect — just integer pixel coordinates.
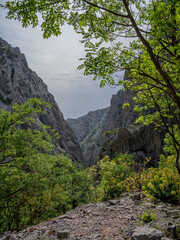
[[0, 232, 18, 240], [0, 194, 179, 240], [130, 192, 145, 201], [1, 232, 11, 237], [57, 230, 70, 239], [24, 235, 37, 240], [131, 227, 164, 240], [108, 200, 119, 206], [161, 238, 173, 240], [24, 230, 43, 240], [170, 210, 179, 218], [166, 223, 177, 238], [1, 236, 17, 240]]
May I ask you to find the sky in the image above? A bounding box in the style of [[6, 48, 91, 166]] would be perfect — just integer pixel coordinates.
[[0, 5, 120, 119]]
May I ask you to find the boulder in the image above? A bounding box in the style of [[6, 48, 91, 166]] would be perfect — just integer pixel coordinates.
[[131, 227, 164, 240]]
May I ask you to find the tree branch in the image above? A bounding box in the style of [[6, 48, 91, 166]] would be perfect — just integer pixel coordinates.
[[82, 0, 129, 18], [122, 0, 180, 112]]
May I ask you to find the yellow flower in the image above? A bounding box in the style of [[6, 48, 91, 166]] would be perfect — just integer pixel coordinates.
[[171, 190, 176, 196], [159, 184, 164, 191], [147, 182, 154, 190]]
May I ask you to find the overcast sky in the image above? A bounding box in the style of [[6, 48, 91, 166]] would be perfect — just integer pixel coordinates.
[[0, 6, 120, 119]]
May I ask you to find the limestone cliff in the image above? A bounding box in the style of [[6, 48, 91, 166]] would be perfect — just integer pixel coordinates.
[[67, 107, 109, 151], [84, 88, 165, 166], [0, 37, 84, 164]]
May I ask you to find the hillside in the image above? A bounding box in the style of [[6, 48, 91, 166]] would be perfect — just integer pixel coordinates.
[[1, 191, 179, 239], [0, 37, 84, 164], [67, 107, 109, 151]]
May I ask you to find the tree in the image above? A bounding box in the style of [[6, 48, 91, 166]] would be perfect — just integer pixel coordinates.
[[0, 98, 60, 232], [0, 99, 95, 233], [1, 0, 179, 174]]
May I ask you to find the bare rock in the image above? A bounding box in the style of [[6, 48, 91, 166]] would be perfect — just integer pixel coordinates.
[[0, 234, 17, 240], [67, 107, 109, 152], [130, 192, 145, 201], [84, 88, 165, 166], [0, 193, 180, 240], [166, 222, 177, 239], [131, 227, 164, 240], [57, 230, 70, 239]]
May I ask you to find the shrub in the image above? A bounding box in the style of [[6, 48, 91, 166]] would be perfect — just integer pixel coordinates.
[[124, 157, 151, 191], [141, 210, 157, 223], [96, 153, 135, 201], [142, 156, 180, 204]]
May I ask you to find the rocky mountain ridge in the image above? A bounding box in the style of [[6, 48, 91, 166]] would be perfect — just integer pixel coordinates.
[[0, 37, 84, 164], [67, 107, 109, 152], [83, 88, 164, 166], [1, 191, 179, 240]]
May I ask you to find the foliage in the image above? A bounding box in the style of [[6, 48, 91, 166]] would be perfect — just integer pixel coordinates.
[[0, 99, 95, 234], [91, 153, 179, 204], [125, 155, 180, 203], [142, 156, 180, 204], [104, 128, 119, 136], [0, 0, 180, 230], [94, 153, 135, 201], [124, 157, 151, 191], [1, 0, 179, 174], [141, 210, 157, 223]]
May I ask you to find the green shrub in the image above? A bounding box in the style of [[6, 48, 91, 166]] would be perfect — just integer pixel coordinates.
[[141, 210, 157, 223], [104, 128, 119, 136], [96, 153, 135, 201], [142, 156, 180, 203]]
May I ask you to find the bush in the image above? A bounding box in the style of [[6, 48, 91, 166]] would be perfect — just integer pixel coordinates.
[[141, 210, 157, 223], [142, 156, 180, 204], [96, 153, 135, 201]]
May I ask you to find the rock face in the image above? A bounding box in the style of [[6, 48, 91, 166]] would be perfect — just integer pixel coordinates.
[[1, 191, 179, 239], [67, 107, 109, 151], [84, 88, 164, 166], [0, 37, 84, 164]]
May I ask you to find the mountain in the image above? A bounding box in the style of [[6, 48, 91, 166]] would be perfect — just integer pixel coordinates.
[[84, 88, 165, 166], [67, 107, 109, 151], [0, 37, 84, 164]]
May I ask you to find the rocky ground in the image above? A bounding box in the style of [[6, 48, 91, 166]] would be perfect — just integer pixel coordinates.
[[1, 191, 179, 240]]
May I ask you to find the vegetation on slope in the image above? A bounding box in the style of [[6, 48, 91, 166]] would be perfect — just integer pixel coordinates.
[[0, 99, 94, 234], [1, 0, 179, 173], [0, 0, 179, 235], [0, 99, 179, 235]]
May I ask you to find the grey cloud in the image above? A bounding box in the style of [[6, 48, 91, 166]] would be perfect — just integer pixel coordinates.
[[0, 6, 118, 118]]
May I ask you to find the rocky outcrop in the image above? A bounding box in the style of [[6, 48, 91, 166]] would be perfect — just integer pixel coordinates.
[[1, 191, 179, 239], [84, 88, 165, 166], [0, 37, 84, 164], [99, 125, 164, 167], [131, 227, 164, 240], [67, 107, 109, 151]]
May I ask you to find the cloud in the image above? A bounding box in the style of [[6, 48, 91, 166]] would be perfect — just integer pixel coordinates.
[[46, 72, 118, 119], [0, 6, 119, 119]]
